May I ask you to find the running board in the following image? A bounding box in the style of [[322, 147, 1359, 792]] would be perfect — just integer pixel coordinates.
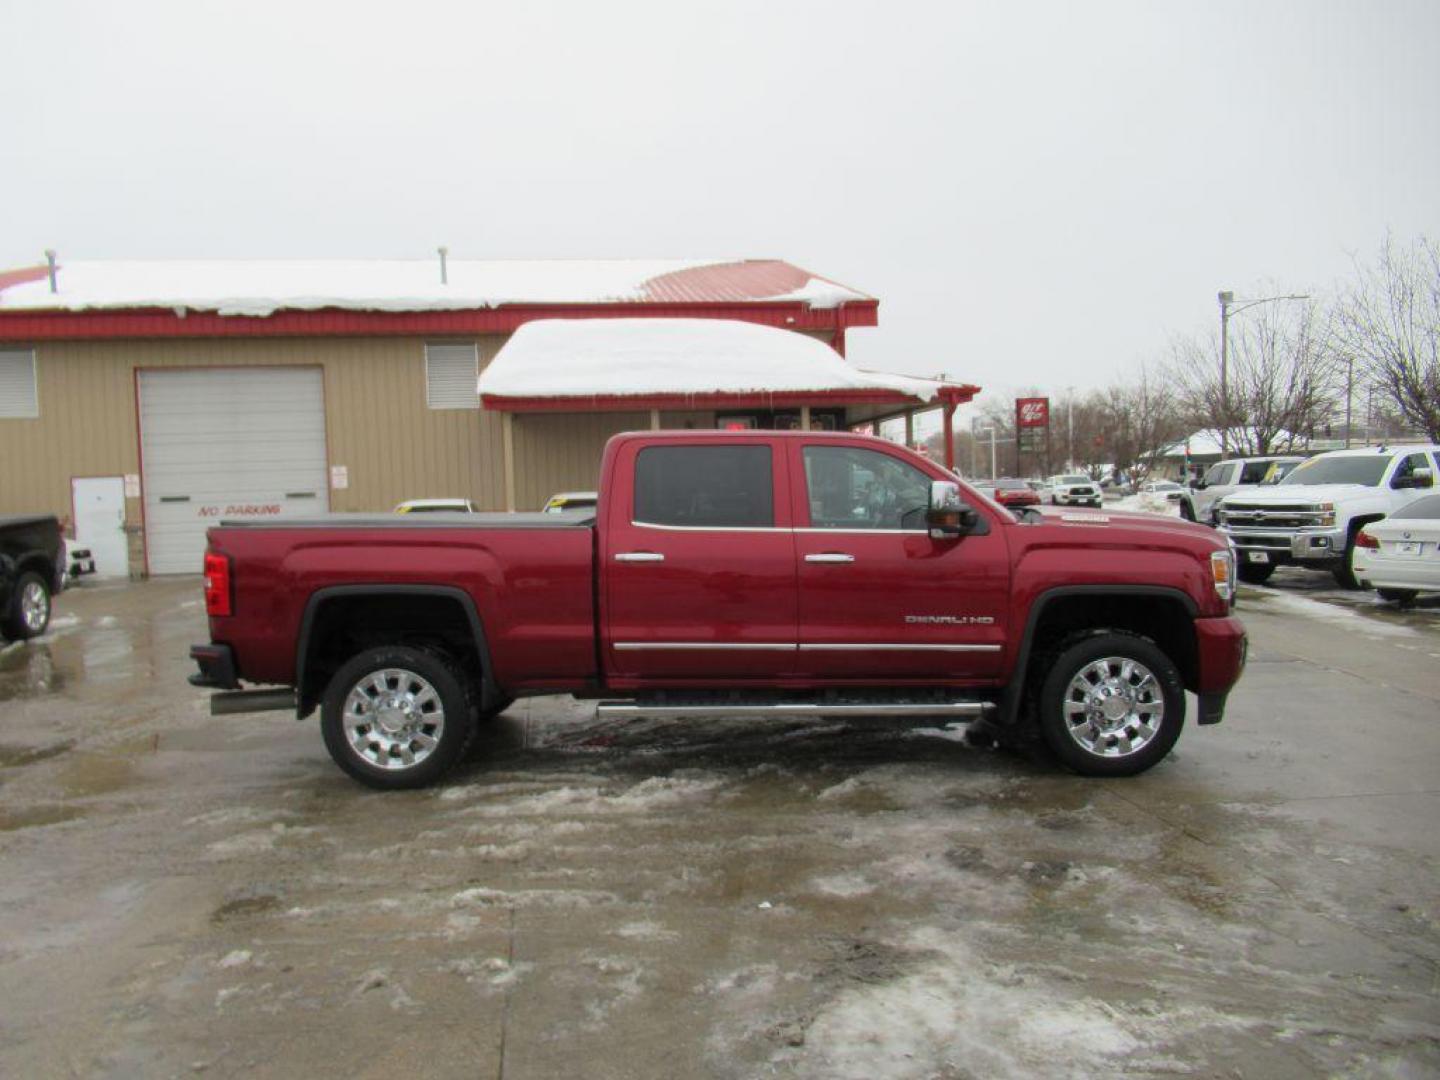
[[595, 701, 995, 720], [210, 689, 296, 716]]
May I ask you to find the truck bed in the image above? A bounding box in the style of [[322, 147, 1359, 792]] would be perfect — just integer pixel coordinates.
[[217, 510, 596, 529]]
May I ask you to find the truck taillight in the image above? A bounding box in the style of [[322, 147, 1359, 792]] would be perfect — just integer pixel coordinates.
[[1355, 528, 1379, 550], [203, 552, 232, 617]]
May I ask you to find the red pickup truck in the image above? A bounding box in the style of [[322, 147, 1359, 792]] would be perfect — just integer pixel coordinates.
[[190, 431, 1246, 789]]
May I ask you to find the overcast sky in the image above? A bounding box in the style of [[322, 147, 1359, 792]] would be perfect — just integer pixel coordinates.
[[4, 0, 1437, 415]]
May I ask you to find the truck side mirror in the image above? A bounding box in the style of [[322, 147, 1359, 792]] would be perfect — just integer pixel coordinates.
[[927, 480, 976, 539]]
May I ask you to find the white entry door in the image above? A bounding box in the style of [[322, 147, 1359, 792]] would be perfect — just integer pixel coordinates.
[[72, 476, 129, 578], [138, 367, 330, 574]]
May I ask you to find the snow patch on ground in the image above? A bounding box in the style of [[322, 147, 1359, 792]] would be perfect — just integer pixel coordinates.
[[460, 776, 727, 818], [789, 928, 1144, 1079], [1250, 588, 1423, 638], [810, 873, 876, 898], [450, 886, 620, 910]]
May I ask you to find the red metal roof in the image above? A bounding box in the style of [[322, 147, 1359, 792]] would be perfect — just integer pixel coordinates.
[[638, 261, 865, 304]]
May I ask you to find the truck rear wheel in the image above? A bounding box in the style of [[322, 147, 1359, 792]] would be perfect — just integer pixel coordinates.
[[320, 645, 474, 790], [1036, 632, 1185, 777], [2, 571, 52, 641]]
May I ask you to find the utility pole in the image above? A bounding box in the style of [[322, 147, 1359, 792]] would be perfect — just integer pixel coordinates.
[[1218, 291, 1234, 459], [1344, 354, 1353, 448], [1216, 289, 1310, 459], [1066, 389, 1075, 470]]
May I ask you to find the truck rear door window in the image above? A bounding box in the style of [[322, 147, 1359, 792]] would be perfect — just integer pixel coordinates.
[[634, 446, 774, 527]]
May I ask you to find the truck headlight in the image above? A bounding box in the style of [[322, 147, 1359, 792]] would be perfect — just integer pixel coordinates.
[[1211, 548, 1235, 602], [1311, 502, 1336, 527]]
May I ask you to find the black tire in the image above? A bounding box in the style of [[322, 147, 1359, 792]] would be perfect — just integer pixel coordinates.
[[1332, 534, 1361, 590], [2, 571, 52, 640], [1237, 562, 1276, 585], [1377, 588, 1419, 605], [320, 645, 475, 790], [1035, 631, 1185, 778]]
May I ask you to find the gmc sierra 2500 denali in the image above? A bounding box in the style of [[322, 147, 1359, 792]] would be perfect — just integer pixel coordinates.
[[190, 431, 1247, 789]]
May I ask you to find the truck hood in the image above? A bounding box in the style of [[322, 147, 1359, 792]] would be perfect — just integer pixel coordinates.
[[1221, 483, 1376, 507], [1033, 506, 1221, 541]]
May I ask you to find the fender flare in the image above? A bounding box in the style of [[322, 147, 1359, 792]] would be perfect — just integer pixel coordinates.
[[997, 584, 1200, 728], [295, 585, 499, 717]]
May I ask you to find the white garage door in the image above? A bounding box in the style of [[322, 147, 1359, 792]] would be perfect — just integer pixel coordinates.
[[139, 367, 329, 574]]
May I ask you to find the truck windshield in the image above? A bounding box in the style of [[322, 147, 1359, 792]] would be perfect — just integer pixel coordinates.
[[1280, 456, 1388, 487]]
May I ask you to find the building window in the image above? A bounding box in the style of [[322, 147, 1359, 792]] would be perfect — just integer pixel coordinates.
[[634, 445, 773, 527], [425, 343, 479, 410], [0, 349, 38, 419]]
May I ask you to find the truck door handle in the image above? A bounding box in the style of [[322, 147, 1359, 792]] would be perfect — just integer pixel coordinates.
[[615, 552, 665, 563], [805, 553, 855, 563]]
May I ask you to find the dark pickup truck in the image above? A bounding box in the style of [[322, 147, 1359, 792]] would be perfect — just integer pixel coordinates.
[[0, 515, 63, 641], [191, 431, 1248, 789]]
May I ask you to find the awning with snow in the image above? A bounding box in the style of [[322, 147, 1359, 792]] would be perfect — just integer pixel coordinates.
[[477, 318, 979, 412]]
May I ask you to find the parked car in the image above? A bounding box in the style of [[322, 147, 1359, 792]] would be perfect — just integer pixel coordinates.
[[394, 499, 477, 514], [1182, 455, 1304, 524], [1138, 480, 1187, 512], [0, 515, 63, 641], [1352, 493, 1440, 605], [1217, 444, 1440, 587], [64, 538, 96, 582], [543, 491, 598, 514], [191, 430, 1246, 789], [1100, 476, 1134, 498], [1044, 474, 1103, 508], [973, 477, 1041, 509]]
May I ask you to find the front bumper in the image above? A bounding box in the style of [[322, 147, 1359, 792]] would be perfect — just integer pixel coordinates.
[[1192, 615, 1247, 725], [1220, 525, 1348, 567]]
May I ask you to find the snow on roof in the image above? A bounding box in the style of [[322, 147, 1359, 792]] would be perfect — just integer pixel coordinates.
[[0, 258, 872, 318], [478, 318, 962, 406], [1157, 428, 1309, 458]]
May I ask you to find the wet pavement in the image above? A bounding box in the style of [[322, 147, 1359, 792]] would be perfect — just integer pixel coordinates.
[[0, 578, 1437, 1078]]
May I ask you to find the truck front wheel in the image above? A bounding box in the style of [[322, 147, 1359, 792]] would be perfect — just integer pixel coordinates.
[[1036, 632, 1185, 777], [320, 645, 474, 790]]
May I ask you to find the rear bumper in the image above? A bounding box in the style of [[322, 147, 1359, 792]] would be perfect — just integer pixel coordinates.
[[189, 643, 239, 690], [1353, 553, 1439, 593], [1193, 615, 1247, 716]]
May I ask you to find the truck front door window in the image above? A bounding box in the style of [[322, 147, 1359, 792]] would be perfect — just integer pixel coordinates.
[[803, 446, 931, 530]]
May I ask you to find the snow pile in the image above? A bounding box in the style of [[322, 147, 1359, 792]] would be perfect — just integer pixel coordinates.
[[0, 258, 873, 317], [479, 318, 950, 402]]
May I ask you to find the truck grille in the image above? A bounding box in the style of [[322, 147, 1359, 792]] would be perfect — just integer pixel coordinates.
[[1220, 504, 1325, 529]]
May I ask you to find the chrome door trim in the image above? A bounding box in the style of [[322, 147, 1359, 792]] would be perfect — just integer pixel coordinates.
[[797, 643, 1002, 652], [612, 642, 798, 652], [614, 552, 666, 563], [804, 553, 855, 563]]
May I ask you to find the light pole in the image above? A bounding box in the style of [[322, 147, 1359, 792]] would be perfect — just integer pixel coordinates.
[[979, 427, 997, 478], [1066, 387, 1075, 470], [1217, 290, 1311, 458]]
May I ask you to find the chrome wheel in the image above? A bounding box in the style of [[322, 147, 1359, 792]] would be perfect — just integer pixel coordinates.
[[341, 668, 446, 770], [20, 581, 49, 633], [1061, 656, 1165, 758]]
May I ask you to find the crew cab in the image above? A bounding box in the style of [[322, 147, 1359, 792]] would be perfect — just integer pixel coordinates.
[[0, 515, 63, 641], [1217, 444, 1440, 587], [191, 431, 1247, 789], [1182, 455, 1304, 524]]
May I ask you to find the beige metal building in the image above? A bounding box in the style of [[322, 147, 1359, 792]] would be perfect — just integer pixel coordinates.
[[0, 257, 974, 576]]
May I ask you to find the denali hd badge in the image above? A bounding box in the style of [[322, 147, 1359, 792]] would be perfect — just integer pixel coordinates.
[[905, 615, 996, 625]]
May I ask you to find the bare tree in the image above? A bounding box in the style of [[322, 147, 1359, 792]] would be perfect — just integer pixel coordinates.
[[1172, 298, 1341, 455], [1093, 361, 1186, 476], [1333, 235, 1440, 442]]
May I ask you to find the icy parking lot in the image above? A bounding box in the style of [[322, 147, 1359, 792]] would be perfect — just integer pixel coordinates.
[[1, 580, 1437, 1078]]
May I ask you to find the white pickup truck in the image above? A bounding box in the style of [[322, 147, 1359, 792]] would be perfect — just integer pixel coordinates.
[[1217, 445, 1440, 586], [1181, 455, 1305, 524]]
